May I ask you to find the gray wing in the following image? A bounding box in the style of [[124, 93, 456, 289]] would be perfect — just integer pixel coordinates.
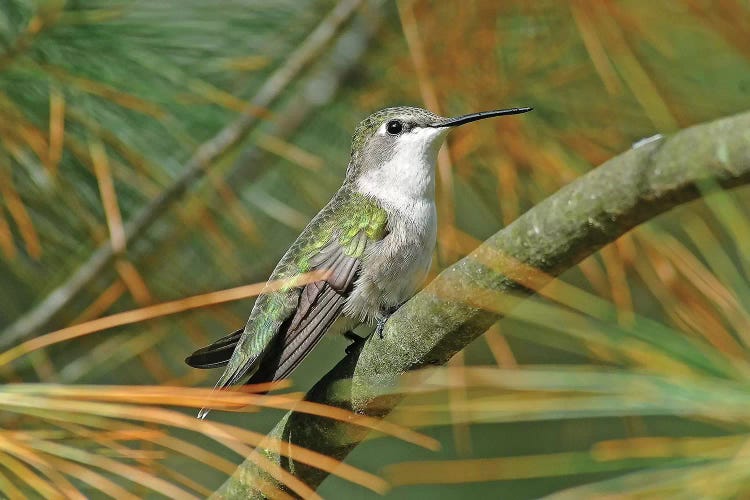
[[243, 233, 365, 385], [186, 230, 370, 387]]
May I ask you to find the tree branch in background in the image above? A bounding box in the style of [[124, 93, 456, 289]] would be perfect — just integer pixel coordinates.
[[0, 0, 367, 349], [214, 111, 750, 497], [225, 0, 386, 188]]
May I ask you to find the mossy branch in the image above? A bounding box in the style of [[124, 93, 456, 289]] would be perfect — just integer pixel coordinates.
[[213, 111, 750, 497]]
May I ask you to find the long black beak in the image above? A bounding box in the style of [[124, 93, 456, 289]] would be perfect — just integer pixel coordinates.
[[431, 107, 533, 128]]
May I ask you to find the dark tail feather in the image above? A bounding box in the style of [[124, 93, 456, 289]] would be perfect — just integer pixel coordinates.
[[247, 285, 343, 386], [185, 327, 243, 369]]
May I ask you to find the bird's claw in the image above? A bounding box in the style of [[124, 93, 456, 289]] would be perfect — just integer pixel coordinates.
[[346, 303, 403, 351], [375, 316, 387, 339], [374, 303, 402, 339]]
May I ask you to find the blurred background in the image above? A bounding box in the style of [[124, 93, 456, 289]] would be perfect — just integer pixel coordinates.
[[2, 0, 750, 498]]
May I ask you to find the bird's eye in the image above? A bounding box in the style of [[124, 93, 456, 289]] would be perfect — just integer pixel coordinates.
[[386, 120, 404, 135]]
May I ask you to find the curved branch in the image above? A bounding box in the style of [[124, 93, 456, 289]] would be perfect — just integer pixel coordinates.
[[215, 110, 750, 497]]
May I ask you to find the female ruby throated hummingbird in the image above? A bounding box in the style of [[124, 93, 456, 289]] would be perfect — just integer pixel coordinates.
[[186, 105, 532, 418]]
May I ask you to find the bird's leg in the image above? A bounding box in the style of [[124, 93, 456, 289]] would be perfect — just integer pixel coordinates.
[[374, 303, 404, 339], [344, 330, 366, 355], [374, 316, 387, 339]]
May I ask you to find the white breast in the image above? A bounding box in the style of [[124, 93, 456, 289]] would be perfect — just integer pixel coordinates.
[[342, 199, 437, 322], [343, 125, 446, 322]]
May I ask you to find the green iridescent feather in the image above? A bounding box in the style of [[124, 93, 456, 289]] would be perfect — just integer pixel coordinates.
[[217, 187, 388, 386]]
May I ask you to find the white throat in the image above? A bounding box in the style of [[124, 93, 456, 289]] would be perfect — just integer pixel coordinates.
[[356, 126, 448, 211]]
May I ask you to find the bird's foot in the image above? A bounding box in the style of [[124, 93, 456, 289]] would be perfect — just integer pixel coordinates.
[[375, 316, 387, 339], [374, 304, 402, 339], [344, 330, 366, 355]]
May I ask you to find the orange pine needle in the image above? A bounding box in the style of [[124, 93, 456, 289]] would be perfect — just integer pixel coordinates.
[[570, 1, 623, 94], [0, 451, 59, 498], [7, 384, 438, 451], [49, 458, 140, 500], [71, 280, 127, 324], [484, 324, 518, 368], [256, 133, 324, 171], [47, 86, 65, 175], [31, 440, 198, 500], [209, 176, 260, 242], [0, 435, 85, 499], [89, 138, 126, 254], [0, 169, 41, 259], [42, 64, 166, 118], [447, 353, 472, 457], [4, 394, 389, 495], [596, 2, 677, 130], [114, 259, 153, 305], [0, 207, 17, 260], [600, 243, 635, 327], [0, 271, 329, 367]]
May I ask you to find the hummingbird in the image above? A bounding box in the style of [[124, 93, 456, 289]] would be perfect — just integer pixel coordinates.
[[185, 105, 532, 418]]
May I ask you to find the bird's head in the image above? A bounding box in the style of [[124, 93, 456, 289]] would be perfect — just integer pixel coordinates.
[[346, 105, 532, 200]]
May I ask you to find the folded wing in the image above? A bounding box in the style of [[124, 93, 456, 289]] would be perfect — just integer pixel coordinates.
[[186, 192, 388, 418]]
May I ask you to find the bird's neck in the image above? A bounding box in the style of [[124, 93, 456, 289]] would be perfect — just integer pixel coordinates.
[[352, 147, 439, 213]]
